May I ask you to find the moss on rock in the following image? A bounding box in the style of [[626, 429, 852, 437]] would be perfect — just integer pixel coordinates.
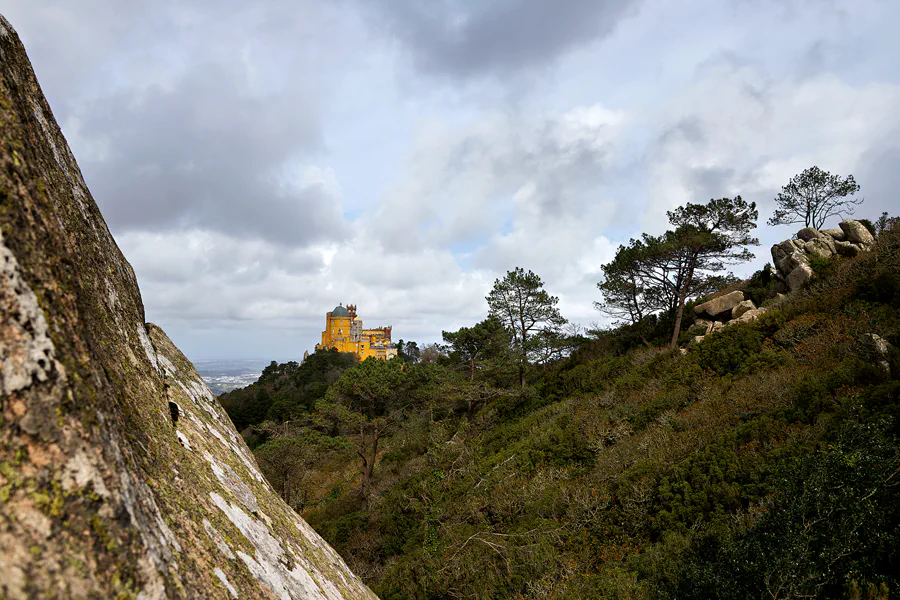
[[0, 13, 375, 600]]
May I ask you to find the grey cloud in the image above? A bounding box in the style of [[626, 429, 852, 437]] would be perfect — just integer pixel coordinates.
[[689, 166, 739, 202], [4, 0, 355, 247], [857, 138, 900, 220], [659, 117, 706, 145], [372, 108, 618, 256], [358, 0, 641, 79], [78, 67, 345, 245]]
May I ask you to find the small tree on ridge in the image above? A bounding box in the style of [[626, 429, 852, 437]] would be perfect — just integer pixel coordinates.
[[768, 166, 861, 230]]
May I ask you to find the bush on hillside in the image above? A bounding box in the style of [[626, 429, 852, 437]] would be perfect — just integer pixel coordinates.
[[690, 325, 765, 376]]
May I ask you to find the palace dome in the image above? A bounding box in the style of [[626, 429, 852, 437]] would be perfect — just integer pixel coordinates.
[[332, 305, 350, 317]]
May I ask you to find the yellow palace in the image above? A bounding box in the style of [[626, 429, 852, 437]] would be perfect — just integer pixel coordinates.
[[315, 304, 398, 360]]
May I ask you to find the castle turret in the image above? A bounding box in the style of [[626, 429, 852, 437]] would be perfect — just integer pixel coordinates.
[[316, 304, 396, 360]]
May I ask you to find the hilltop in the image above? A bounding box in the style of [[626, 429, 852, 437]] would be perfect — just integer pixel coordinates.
[[228, 220, 899, 599]]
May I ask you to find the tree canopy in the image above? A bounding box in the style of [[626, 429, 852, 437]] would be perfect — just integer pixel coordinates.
[[487, 267, 567, 387], [597, 196, 758, 347], [318, 357, 411, 497], [442, 315, 510, 380], [767, 166, 862, 229]]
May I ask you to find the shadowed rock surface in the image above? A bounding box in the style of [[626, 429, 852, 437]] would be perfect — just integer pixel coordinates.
[[0, 15, 375, 600]]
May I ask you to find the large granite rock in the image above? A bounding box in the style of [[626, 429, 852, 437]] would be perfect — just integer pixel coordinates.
[[694, 290, 745, 317], [771, 239, 809, 276], [796, 227, 819, 241], [861, 333, 891, 376], [821, 228, 846, 242], [731, 299, 756, 319], [0, 16, 375, 600], [727, 306, 769, 326], [810, 232, 836, 256], [787, 263, 815, 291], [840, 220, 875, 246], [834, 240, 861, 257], [770, 220, 875, 292]]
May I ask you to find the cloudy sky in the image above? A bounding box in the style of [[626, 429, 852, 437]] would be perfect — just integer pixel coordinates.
[[4, 0, 898, 360]]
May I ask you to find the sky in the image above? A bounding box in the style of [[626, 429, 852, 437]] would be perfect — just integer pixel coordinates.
[[3, 0, 899, 360]]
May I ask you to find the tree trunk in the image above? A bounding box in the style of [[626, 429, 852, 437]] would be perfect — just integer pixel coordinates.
[[470, 357, 476, 381], [519, 331, 528, 388], [670, 264, 696, 349], [358, 425, 369, 499], [359, 456, 369, 498], [361, 433, 378, 499], [670, 289, 688, 349]]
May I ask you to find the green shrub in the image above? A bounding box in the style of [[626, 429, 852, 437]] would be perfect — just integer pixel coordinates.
[[809, 255, 834, 278], [690, 326, 764, 376], [670, 421, 900, 599], [524, 414, 594, 470], [854, 271, 900, 306], [745, 263, 781, 307]]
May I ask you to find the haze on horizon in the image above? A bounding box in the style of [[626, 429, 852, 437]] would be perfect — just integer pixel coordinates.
[[4, 0, 898, 360]]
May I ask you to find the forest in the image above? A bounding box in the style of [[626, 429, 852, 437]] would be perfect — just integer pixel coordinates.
[[218, 168, 900, 599]]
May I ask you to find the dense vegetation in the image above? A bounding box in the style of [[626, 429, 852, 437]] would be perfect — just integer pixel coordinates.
[[220, 187, 900, 597]]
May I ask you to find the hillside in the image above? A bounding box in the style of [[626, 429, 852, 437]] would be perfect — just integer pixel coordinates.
[[227, 225, 900, 599], [0, 15, 374, 600]]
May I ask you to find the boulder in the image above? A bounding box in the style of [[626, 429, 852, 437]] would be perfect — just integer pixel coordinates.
[[861, 333, 892, 376], [0, 17, 375, 600], [834, 240, 861, 257], [689, 335, 705, 347], [822, 228, 846, 241], [694, 290, 745, 317], [693, 318, 714, 334], [731, 299, 757, 319], [728, 306, 769, 325], [804, 235, 836, 259], [771, 240, 809, 276], [797, 227, 819, 241], [840, 220, 875, 246], [786, 263, 815, 291]]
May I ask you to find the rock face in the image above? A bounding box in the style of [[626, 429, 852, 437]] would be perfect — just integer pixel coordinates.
[[840, 220, 875, 246], [770, 220, 874, 291], [786, 263, 815, 291], [727, 306, 768, 325], [821, 228, 846, 241], [731, 300, 756, 320], [0, 16, 375, 600], [862, 333, 892, 376], [694, 290, 745, 318]]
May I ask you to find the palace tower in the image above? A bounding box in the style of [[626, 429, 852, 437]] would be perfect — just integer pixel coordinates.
[[316, 304, 398, 360]]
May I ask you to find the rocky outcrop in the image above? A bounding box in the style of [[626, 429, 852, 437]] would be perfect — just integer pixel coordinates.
[[821, 228, 845, 242], [840, 220, 875, 246], [862, 333, 892, 376], [694, 290, 745, 318], [728, 306, 768, 325], [0, 16, 374, 600], [731, 300, 756, 320], [770, 220, 875, 291], [786, 262, 815, 291]]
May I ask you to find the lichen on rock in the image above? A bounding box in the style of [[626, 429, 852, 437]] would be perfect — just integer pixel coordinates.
[[0, 13, 375, 600]]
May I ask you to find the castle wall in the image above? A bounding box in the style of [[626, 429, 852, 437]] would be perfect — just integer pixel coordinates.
[[316, 308, 396, 361]]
